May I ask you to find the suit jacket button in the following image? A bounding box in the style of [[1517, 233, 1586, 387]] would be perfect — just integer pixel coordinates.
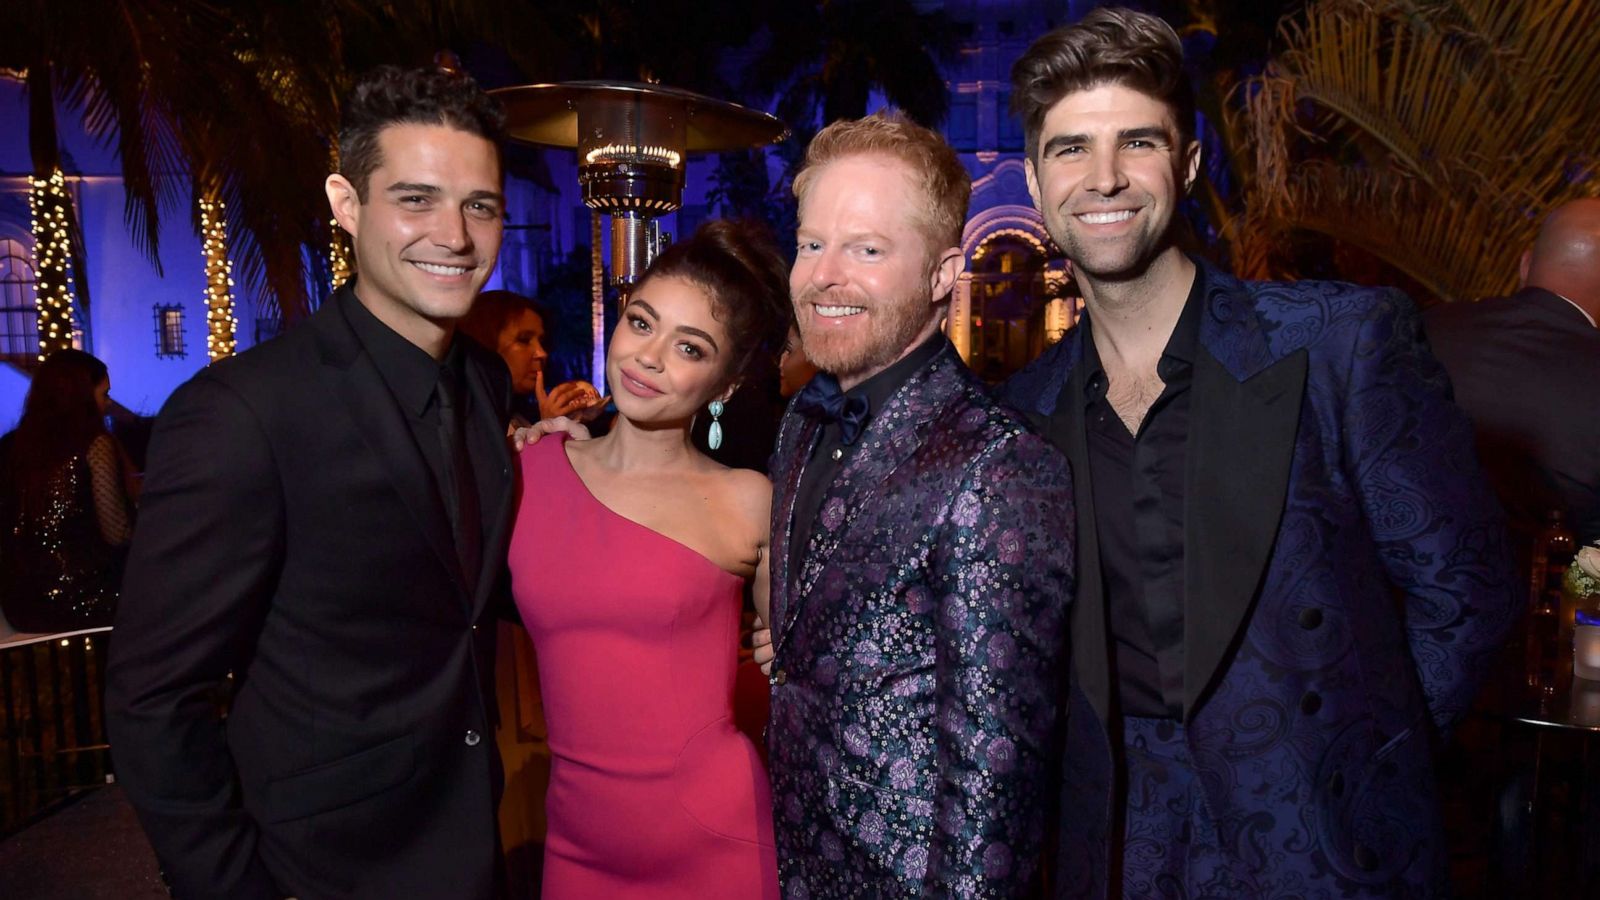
[[773, 669, 788, 686], [1298, 608, 1323, 629], [464, 730, 481, 746], [1300, 692, 1322, 715], [830, 448, 843, 461], [1354, 843, 1379, 871]]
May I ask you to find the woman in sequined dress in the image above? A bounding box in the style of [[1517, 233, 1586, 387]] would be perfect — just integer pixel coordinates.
[[0, 349, 134, 633]]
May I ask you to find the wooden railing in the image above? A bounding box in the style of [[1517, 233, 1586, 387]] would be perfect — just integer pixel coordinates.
[[0, 627, 112, 837]]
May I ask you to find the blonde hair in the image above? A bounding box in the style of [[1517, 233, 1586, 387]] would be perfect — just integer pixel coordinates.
[[791, 110, 971, 251]]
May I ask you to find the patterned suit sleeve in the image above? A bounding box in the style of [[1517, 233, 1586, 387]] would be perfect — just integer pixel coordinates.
[[1341, 289, 1521, 733], [924, 428, 1075, 897]]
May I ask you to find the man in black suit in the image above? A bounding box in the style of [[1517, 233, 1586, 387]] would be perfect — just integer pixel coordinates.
[[1427, 198, 1600, 544], [107, 66, 516, 899]]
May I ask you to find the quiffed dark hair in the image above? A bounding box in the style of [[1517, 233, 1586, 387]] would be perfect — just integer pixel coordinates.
[[1010, 7, 1196, 161], [338, 65, 507, 201], [637, 219, 793, 386]]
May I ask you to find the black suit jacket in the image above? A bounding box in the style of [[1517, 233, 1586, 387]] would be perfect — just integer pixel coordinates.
[[107, 286, 515, 899], [1425, 287, 1600, 543]]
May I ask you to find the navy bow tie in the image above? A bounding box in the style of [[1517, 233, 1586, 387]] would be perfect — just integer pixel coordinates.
[[792, 372, 870, 446]]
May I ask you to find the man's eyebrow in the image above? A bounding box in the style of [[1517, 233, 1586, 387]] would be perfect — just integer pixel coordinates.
[[1117, 126, 1173, 143], [385, 182, 439, 193], [1041, 133, 1089, 156]]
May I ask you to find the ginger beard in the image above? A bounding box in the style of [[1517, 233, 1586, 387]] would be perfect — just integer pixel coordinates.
[[792, 275, 936, 386]]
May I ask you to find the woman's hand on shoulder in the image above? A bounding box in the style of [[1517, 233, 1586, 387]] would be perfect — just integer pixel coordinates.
[[509, 417, 591, 451]]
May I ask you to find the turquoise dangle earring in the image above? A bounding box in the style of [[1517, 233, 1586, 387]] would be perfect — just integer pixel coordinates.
[[707, 400, 726, 450]]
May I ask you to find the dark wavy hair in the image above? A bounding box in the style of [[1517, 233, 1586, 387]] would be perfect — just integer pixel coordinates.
[[1010, 7, 1196, 161], [636, 219, 793, 387], [3, 349, 110, 512], [338, 65, 507, 202]]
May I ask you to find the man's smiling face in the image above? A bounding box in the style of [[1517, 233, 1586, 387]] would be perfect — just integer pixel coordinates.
[[329, 122, 504, 346], [1026, 82, 1199, 283]]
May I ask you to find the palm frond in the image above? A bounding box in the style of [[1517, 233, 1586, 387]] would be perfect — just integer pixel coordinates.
[[1239, 0, 1600, 302]]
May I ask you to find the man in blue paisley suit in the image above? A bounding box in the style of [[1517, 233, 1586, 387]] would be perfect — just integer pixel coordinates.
[[761, 112, 1077, 897], [1000, 9, 1520, 898]]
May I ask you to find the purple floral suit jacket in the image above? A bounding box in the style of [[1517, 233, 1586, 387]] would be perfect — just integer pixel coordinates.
[[1003, 259, 1521, 899], [766, 340, 1075, 898]]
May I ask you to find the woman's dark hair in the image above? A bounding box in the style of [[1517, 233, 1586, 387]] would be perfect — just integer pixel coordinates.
[[339, 65, 507, 202], [3, 349, 110, 509], [636, 219, 793, 386], [457, 290, 551, 351]]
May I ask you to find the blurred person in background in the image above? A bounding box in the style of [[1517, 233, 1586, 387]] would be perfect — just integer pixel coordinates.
[[1426, 198, 1600, 545], [458, 288, 605, 425], [0, 348, 135, 634], [777, 324, 819, 399]]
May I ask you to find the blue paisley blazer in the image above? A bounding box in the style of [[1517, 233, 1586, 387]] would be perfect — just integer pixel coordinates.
[[767, 340, 1076, 899], [1003, 259, 1521, 899]]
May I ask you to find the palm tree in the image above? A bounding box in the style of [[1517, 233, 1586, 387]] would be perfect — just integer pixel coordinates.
[[1232, 0, 1600, 301], [3, 0, 581, 340]]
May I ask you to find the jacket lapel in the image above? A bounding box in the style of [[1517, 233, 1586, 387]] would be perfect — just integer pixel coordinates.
[[773, 347, 961, 654], [1182, 266, 1307, 718], [463, 356, 513, 616], [318, 291, 464, 602]]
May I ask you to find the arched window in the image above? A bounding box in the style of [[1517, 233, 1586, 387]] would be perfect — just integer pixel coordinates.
[[0, 237, 39, 367]]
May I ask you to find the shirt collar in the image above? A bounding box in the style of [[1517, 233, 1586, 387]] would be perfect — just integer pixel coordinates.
[[843, 331, 949, 418], [341, 287, 463, 417], [1551, 291, 1598, 328], [1080, 261, 1206, 398]]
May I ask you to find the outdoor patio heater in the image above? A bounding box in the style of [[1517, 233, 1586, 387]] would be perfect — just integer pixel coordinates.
[[492, 81, 789, 288]]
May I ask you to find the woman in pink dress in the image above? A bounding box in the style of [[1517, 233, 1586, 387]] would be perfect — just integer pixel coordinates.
[[508, 220, 790, 899]]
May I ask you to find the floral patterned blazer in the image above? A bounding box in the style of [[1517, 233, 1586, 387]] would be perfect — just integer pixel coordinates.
[[765, 340, 1076, 899]]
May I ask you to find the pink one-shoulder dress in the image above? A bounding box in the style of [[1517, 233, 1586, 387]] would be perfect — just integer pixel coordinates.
[[508, 436, 778, 899]]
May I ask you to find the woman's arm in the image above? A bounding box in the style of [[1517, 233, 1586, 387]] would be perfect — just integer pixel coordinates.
[[86, 434, 133, 546]]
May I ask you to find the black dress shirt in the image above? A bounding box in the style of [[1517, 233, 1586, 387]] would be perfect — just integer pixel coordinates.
[[789, 333, 949, 566], [342, 292, 479, 583], [1079, 269, 1204, 719]]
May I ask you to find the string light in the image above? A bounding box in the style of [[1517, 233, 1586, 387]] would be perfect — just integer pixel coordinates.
[[199, 194, 237, 361], [26, 169, 78, 361], [329, 217, 352, 290]]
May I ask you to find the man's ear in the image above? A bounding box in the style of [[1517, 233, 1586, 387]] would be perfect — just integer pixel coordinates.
[[930, 246, 965, 304], [325, 173, 361, 238], [1181, 138, 1203, 195], [1519, 248, 1533, 289]]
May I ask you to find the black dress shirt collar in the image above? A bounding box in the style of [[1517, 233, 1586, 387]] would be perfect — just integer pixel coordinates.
[[1081, 265, 1205, 404], [342, 288, 467, 417]]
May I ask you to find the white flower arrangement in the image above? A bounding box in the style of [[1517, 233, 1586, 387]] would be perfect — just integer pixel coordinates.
[[1570, 544, 1600, 597]]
